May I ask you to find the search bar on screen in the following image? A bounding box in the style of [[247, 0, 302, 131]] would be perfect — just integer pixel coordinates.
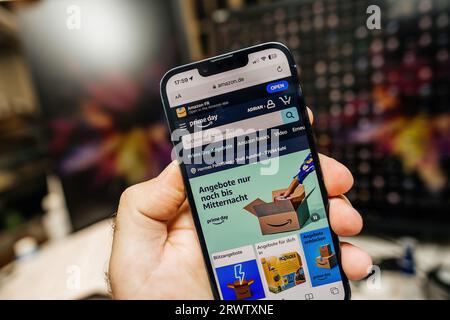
[[182, 107, 299, 149]]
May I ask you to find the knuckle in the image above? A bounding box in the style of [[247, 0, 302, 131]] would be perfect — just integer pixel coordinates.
[[119, 184, 139, 206], [119, 186, 132, 204]]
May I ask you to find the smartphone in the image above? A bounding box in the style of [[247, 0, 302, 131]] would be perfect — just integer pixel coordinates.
[[160, 42, 350, 300]]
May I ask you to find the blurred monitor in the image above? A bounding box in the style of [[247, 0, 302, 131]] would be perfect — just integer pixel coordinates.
[[17, 0, 179, 230], [211, 0, 450, 238]]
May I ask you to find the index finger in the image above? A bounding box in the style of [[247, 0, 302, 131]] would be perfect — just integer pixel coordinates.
[[306, 107, 354, 196]]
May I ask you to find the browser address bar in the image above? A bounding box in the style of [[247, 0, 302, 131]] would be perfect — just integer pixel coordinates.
[[182, 107, 299, 149], [169, 62, 291, 106]]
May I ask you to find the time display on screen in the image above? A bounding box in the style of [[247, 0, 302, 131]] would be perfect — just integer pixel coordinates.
[[174, 76, 194, 85]]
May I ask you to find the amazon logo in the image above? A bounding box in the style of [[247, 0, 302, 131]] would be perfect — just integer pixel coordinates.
[[267, 219, 293, 228], [207, 215, 228, 226], [189, 114, 218, 128]]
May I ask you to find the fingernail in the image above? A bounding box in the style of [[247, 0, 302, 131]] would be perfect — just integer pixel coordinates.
[[158, 160, 178, 178], [157, 160, 184, 194]]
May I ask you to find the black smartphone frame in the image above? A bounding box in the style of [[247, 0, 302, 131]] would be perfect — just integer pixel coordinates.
[[160, 42, 351, 300]]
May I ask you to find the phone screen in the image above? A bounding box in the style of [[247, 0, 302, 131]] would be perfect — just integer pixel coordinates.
[[161, 44, 348, 300]]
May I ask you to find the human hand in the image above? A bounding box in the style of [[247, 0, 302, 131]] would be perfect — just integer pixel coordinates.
[[108, 109, 372, 299]]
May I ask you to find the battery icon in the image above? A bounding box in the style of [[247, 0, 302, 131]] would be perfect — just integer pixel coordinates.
[[268, 53, 277, 60]]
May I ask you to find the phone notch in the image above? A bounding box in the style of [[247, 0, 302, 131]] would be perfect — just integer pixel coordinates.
[[198, 53, 249, 76]]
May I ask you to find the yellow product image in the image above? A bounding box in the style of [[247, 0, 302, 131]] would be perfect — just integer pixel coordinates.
[[261, 252, 306, 293]]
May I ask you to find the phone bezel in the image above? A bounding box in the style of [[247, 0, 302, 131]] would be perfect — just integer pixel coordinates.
[[160, 42, 351, 300]]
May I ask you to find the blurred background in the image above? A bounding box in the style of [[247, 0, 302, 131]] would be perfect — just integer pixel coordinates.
[[0, 0, 449, 299]]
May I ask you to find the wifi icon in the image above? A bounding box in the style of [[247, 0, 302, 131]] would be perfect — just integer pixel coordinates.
[[261, 56, 267, 61]]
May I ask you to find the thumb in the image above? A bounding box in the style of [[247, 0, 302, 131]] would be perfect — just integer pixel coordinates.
[[118, 160, 186, 222]]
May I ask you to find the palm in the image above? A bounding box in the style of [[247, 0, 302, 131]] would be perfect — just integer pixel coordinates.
[[156, 201, 212, 299], [110, 199, 211, 299]]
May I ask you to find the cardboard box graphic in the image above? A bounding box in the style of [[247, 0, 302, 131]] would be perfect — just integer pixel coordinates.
[[243, 186, 312, 235], [272, 184, 305, 210], [261, 252, 306, 293], [315, 253, 338, 269], [319, 244, 332, 257], [227, 279, 255, 300], [301, 229, 342, 286], [243, 153, 316, 236], [273, 185, 310, 227], [253, 200, 300, 235], [243, 198, 266, 216], [215, 258, 265, 300], [315, 243, 337, 269]]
